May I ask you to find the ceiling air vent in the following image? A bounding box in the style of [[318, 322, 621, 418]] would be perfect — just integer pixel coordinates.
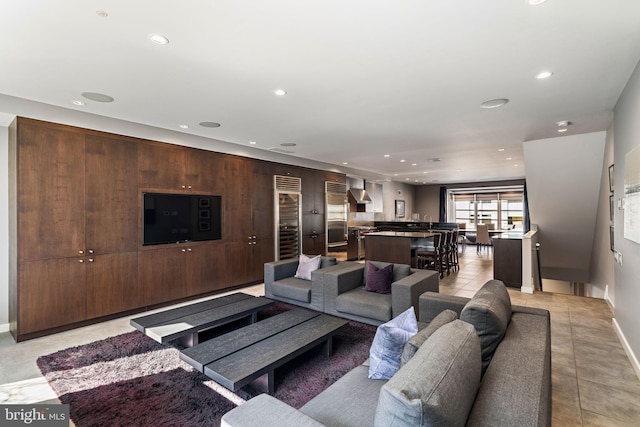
[[275, 175, 302, 192]]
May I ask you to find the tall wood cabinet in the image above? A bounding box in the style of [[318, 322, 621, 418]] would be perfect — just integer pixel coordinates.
[[8, 117, 345, 341], [10, 119, 139, 338]]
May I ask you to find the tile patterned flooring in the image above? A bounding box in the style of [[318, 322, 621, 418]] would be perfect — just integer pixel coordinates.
[[1, 250, 639, 426]]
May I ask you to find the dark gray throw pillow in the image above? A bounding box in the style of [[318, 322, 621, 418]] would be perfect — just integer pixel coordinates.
[[460, 279, 512, 375], [400, 309, 458, 366]]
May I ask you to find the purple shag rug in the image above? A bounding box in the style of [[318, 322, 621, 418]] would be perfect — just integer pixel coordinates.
[[37, 304, 376, 427]]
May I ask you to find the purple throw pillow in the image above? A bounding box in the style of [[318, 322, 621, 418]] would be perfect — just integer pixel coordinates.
[[365, 263, 394, 294]]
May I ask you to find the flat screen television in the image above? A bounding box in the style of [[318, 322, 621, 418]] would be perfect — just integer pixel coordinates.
[[143, 193, 222, 245]]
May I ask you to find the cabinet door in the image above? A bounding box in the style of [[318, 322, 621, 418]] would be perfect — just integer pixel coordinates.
[[86, 252, 139, 318], [138, 248, 187, 306], [249, 163, 276, 281], [186, 243, 227, 296], [18, 258, 86, 334], [85, 134, 138, 254], [184, 149, 225, 194], [17, 121, 85, 261], [138, 142, 186, 190]]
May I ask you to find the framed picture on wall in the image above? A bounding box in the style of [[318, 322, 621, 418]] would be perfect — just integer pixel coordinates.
[[610, 194, 614, 222], [395, 200, 405, 218], [609, 164, 614, 192]]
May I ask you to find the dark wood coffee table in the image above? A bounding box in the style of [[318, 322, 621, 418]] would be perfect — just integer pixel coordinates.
[[180, 308, 348, 393], [130, 293, 275, 347]]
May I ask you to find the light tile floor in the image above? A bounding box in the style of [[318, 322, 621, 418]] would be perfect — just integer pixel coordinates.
[[1, 250, 639, 426]]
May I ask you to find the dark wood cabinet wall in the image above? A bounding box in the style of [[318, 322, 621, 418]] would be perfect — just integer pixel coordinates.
[[8, 117, 345, 341]]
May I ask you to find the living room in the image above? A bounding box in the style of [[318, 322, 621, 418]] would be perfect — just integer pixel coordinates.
[[2, 1, 640, 425]]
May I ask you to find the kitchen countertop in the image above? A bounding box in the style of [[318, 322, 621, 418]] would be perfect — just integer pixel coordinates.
[[366, 231, 438, 238]]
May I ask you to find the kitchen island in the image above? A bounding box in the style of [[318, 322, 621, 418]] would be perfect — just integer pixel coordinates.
[[365, 231, 437, 267]]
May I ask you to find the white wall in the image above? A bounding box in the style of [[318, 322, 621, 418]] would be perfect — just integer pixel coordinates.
[[612, 58, 640, 376], [0, 125, 8, 330]]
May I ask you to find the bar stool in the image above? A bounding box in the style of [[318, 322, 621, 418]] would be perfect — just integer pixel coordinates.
[[415, 233, 443, 278]]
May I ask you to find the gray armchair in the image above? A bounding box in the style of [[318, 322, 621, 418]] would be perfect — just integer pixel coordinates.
[[264, 257, 353, 312], [322, 261, 439, 326]]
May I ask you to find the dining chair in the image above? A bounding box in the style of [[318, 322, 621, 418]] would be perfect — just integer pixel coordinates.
[[476, 224, 492, 252]]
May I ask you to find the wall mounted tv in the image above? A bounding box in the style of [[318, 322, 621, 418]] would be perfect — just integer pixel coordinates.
[[143, 193, 222, 245]]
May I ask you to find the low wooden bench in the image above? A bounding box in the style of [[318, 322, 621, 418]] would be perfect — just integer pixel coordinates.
[[180, 308, 348, 393], [130, 293, 275, 347]]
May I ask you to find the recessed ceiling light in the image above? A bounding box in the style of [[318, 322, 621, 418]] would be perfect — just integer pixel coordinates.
[[148, 34, 169, 45], [536, 71, 553, 79], [558, 128, 568, 133], [480, 98, 509, 109], [96, 10, 108, 18], [406, 178, 410, 181], [498, 148, 505, 152], [400, 159, 406, 163], [528, 0, 547, 5], [179, 124, 189, 129], [249, 141, 257, 145], [342, 162, 348, 165], [274, 89, 287, 96], [411, 163, 417, 166], [71, 100, 85, 106], [506, 157, 513, 160], [199, 121, 221, 128], [81, 92, 114, 102], [384, 154, 390, 158]]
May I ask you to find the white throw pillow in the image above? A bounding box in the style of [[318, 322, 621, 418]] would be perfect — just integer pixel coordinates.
[[294, 254, 322, 281], [368, 307, 418, 380]]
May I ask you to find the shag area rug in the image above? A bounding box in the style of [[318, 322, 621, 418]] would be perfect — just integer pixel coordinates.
[[37, 304, 376, 427]]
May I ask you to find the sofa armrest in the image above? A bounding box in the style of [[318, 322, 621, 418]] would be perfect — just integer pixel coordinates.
[[418, 292, 470, 323], [322, 263, 365, 314], [221, 394, 325, 427], [264, 259, 299, 286], [391, 269, 439, 319]]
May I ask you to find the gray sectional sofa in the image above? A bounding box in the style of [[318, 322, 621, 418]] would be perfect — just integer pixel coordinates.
[[264, 258, 440, 326], [222, 280, 551, 427]]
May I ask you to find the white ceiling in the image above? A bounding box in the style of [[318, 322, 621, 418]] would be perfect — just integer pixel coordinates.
[[1, 0, 640, 184]]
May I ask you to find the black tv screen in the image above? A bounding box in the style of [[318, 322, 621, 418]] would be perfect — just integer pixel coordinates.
[[143, 193, 222, 245]]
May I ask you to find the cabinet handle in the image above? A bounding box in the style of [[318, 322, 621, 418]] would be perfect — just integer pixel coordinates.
[[182, 249, 187, 252], [187, 248, 192, 252], [89, 258, 94, 262], [79, 250, 84, 254], [88, 249, 94, 254], [188, 185, 192, 189], [181, 185, 186, 189], [79, 259, 84, 263]]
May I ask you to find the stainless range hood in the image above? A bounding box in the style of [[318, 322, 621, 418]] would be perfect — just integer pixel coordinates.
[[348, 188, 372, 204]]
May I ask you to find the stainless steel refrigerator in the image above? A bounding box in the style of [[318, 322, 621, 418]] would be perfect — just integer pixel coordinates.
[[325, 182, 348, 253]]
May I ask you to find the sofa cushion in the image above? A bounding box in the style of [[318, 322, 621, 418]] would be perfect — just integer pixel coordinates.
[[369, 307, 418, 380], [466, 311, 551, 427], [294, 254, 322, 280], [400, 309, 458, 366], [373, 320, 481, 427], [269, 277, 311, 303], [460, 279, 512, 375], [364, 262, 394, 294], [336, 288, 392, 322], [363, 261, 411, 286], [300, 365, 386, 426]]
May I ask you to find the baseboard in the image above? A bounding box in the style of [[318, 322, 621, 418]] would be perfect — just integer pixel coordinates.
[[0, 323, 9, 333], [604, 285, 615, 311], [612, 318, 640, 382]]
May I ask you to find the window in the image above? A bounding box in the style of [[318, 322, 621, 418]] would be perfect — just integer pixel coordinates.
[[449, 186, 524, 230]]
